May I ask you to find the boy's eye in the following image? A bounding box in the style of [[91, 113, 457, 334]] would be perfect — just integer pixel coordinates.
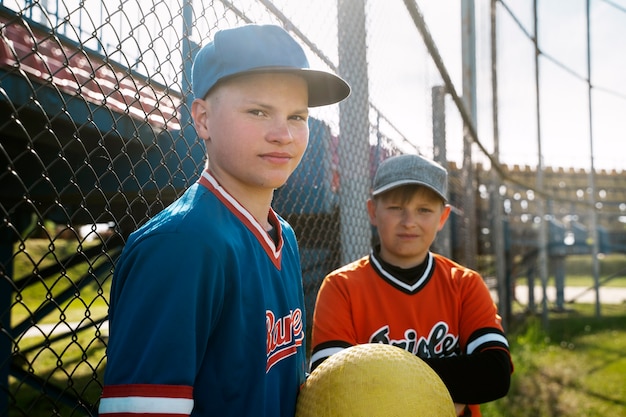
[[249, 109, 265, 117], [290, 113, 309, 122]]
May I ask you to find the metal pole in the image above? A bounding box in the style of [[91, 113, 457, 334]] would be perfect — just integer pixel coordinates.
[[182, 0, 194, 100], [490, 0, 510, 329], [0, 229, 12, 416], [586, 0, 601, 317], [461, 0, 478, 270], [0, 211, 31, 414], [533, 0, 550, 328], [337, 0, 372, 264], [432, 86, 452, 258]]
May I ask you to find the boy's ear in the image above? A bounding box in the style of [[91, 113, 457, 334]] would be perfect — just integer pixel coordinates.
[[191, 98, 210, 140], [438, 204, 452, 231], [366, 199, 377, 226]]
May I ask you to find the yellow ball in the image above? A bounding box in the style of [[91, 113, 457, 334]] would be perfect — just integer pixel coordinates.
[[296, 344, 456, 417]]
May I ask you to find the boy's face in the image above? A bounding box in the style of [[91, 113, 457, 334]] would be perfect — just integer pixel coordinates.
[[192, 72, 309, 196], [367, 186, 450, 269]]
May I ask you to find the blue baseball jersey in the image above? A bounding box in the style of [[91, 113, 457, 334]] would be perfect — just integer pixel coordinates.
[[99, 170, 307, 417]]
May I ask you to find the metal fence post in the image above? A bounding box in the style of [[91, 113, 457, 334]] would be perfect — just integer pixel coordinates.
[[490, 0, 510, 328], [432, 85, 452, 258], [461, 0, 478, 270], [337, 0, 372, 264], [0, 228, 11, 415]]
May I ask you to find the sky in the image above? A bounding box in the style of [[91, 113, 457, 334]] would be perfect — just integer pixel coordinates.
[[364, 0, 626, 172], [494, 0, 626, 171], [279, 0, 625, 173]]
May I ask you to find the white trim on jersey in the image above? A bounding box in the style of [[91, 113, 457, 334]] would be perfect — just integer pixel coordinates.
[[201, 170, 280, 259], [370, 251, 434, 292], [99, 396, 194, 415], [310, 346, 346, 365], [466, 333, 509, 355]]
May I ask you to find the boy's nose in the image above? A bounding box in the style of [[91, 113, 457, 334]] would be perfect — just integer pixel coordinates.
[[401, 211, 418, 226], [267, 120, 294, 143]]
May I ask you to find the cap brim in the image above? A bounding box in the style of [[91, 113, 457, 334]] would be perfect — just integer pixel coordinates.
[[215, 67, 350, 107], [372, 179, 448, 202], [301, 69, 351, 107]]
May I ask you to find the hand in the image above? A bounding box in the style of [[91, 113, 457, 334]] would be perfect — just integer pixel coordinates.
[[454, 403, 466, 416]]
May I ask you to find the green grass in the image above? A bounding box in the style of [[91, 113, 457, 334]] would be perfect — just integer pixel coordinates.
[[10, 238, 112, 326], [9, 330, 107, 416], [514, 253, 626, 288], [7, 236, 112, 417], [523, 253, 626, 287], [482, 303, 626, 417], [565, 254, 626, 279]]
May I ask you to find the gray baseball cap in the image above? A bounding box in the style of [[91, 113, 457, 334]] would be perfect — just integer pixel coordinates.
[[372, 154, 448, 202], [192, 24, 350, 107]]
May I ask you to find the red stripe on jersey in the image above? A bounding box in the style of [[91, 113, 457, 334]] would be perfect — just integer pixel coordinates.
[[101, 384, 193, 398], [266, 344, 299, 372], [99, 384, 194, 416]]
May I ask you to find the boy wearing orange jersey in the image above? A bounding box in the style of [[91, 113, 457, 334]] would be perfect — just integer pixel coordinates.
[[310, 154, 513, 416]]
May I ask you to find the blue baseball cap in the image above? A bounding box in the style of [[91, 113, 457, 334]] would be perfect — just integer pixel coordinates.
[[192, 24, 351, 107]]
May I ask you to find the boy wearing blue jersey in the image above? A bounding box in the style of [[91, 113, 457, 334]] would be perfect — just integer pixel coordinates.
[[98, 24, 350, 417]]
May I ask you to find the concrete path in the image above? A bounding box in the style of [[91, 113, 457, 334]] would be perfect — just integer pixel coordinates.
[[492, 285, 626, 306]]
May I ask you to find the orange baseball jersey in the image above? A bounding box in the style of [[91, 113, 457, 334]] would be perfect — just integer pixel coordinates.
[[310, 251, 511, 417]]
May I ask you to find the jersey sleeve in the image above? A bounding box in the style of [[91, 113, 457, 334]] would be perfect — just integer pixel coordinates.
[[309, 271, 358, 369], [458, 269, 510, 356], [429, 260, 514, 413], [99, 232, 225, 416]]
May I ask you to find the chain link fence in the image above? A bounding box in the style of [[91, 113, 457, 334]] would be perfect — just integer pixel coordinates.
[[1, 0, 625, 415]]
